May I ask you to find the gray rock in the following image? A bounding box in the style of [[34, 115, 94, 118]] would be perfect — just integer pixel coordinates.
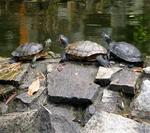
[[131, 80, 150, 120], [81, 111, 150, 133], [96, 89, 123, 113], [0, 107, 54, 133], [109, 69, 141, 94], [94, 66, 122, 86], [16, 86, 46, 104], [45, 103, 81, 132], [51, 114, 79, 133], [47, 63, 99, 105], [83, 105, 96, 124]]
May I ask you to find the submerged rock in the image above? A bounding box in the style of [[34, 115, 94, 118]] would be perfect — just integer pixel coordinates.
[[0, 107, 54, 133], [109, 69, 141, 94], [47, 62, 99, 105], [94, 66, 122, 86], [131, 80, 150, 120], [81, 111, 150, 133]]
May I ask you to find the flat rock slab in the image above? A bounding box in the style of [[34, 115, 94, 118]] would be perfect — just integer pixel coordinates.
[[81, 111, 150, 133], [94, 66, 122, 86], [131, 80, 150, 120], [16, 86, 46, 104], [47, 63, 99, 105], [0, 107, 54, 133], [109, 69, 141, 95]]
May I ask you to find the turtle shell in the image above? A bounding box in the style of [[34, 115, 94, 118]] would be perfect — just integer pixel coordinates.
[[65, 41, 107, 61], [11, 43, 43, 58], [110, 42, 142, 62], [11, 42, 45, 60]]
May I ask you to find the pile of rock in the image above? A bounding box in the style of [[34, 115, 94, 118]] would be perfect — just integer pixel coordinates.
[[0, 56, 150, 133]]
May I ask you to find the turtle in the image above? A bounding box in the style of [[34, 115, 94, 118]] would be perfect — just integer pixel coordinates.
[[59, 35, 109, 67], [103, 33, 143, 66], [11, 40, 51, 67]]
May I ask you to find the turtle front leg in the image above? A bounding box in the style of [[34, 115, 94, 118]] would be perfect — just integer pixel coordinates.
[[59, 51, 68, 63], [96, 55, 110, 67], [31, 56, 37, 68]]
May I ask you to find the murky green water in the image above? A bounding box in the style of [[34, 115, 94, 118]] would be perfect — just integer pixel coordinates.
[[0, 0, 150, 57]]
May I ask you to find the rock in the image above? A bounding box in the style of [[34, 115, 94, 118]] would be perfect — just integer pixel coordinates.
[[0, 85, 15, 96], [47, 63, 99, 105], [109, 69, 141, 94], [0, 107, 54, 133], [51, 114, 80, 133], [81, 111, 150, 133], [16, 86, 46, 104], [20, 61, 47, 89], [83, 105, 96, 124], [94, 66, 122, 86], [45, 103, 81, 132], [131, 80, 150, 120], [143, 67, 150, 75], [96, 89, 123, 113], [0, 63, 30, 87]]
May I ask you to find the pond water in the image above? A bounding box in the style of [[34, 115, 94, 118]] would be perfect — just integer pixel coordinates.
[[0, 0, 150, 57]]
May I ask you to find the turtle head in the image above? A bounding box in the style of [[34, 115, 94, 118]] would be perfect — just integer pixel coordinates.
[[45, 38, 52, 50], [102, 33, 112, 45], [59, 34, 69, 48]]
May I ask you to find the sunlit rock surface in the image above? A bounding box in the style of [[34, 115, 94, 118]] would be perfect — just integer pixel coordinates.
[[81, 111, 150, 133]]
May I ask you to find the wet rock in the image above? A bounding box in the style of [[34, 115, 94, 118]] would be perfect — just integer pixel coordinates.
[[0, 107, 54, 133], [16, 86, 46, 104], [47, 63, 99, 105], [96, 89, 123, 113], [81, 111, 150, 133], [109, 69, 141, 94], [94, 66, 122, 86], [131, 80, 150, 120]]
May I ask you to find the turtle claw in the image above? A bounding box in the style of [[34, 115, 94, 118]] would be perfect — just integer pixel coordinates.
[[96, 55, 110, 67]]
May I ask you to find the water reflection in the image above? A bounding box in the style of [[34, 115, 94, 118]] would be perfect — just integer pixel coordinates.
[[0, 0, 150, 57]]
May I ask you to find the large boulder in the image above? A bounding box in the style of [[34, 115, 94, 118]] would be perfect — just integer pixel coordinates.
[[81, 111, 150, 133], [0, 107, 54, 133], [131, 79, 150, 120], [47, 62, 100, 105]]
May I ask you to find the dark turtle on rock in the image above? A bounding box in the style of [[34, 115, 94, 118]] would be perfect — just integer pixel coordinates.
[[59, 35, 109, 67], [11, 40, 51, 67], [103, 33, 143, 67]]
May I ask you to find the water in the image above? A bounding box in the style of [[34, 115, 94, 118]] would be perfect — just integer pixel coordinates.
[[0, 0, 150, 57]]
